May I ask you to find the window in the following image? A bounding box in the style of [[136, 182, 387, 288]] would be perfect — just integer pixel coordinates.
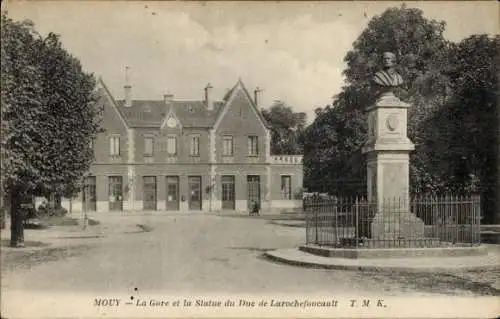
[[281, 175, 292, 200], [222, 136, 233, 156], [248, 136, 259, 156], [190, 135, 200, 156], [89, 138, 94, 149], [144, 137, 154, 157], [109, 136, 120, 156], [167, 135, 177, 155]]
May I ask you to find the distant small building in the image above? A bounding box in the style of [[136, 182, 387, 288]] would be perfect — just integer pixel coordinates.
[[69, 78, 303, 213]]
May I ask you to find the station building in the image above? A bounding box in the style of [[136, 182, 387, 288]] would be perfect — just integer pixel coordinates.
[[70, 78, 303, 213]]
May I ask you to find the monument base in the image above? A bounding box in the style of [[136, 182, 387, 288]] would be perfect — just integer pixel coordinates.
[[371, 210, 425, 240], [299, 244, 488, 259]]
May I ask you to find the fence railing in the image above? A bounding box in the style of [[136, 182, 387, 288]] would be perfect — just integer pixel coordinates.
[[304, 195, 481, 248]]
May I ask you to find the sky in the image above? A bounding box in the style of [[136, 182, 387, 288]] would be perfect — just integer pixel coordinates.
[[3, 1, 498, 123]]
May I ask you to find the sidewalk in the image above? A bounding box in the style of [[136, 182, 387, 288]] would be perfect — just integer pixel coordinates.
[[265, 245, 500, 274]]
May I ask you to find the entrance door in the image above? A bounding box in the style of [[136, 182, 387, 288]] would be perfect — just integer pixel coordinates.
[[188, 176, 202, 210], [143, 176, 157, 210], [108, 176, 123, 211], [221, 175, 235, 210], [166, 176, 179, 211], [247, 175, 260, 210], [83, 176, 97, 211]]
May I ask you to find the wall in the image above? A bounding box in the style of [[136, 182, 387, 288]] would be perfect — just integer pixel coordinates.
[[93, 91, 129, 164], [216, 90, 267, 164]]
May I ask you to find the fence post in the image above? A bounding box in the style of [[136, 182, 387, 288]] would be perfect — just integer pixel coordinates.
[[355, 196, 359, 248], [315, 199, 319, 245], [475, 194, 481, 245], [304, 199, 309, 245]]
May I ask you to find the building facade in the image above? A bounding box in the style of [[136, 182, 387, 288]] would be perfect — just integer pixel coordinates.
[[69, 78, 303, 213]]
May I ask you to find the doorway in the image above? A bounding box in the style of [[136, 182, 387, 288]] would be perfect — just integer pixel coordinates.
[[166, 176, 179, 211], [108, 176, 123, 211], [188, 176, 202, 210], [143, 176, 157, 210], [221, 175, 235, 210], [247, 175, 260, 211]]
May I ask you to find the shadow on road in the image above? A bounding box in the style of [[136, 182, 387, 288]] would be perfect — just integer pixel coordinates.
[[228, 246, 274, 253], [1, 239, 50, 248]]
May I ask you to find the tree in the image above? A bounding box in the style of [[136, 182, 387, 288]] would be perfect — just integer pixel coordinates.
[[1, 13, 101, 247], [421, 35, 499, 222], [261, 101, 307, 155], [302, 5, 451, 195]]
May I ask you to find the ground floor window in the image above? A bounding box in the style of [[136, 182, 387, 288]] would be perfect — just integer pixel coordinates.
[[281, 175, 292, 200]]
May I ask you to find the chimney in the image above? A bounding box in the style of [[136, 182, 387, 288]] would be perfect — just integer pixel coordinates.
[[254, 86, 262, 107], [204, 83, 213, 111], [124, 66, 132, 107], [163, 93, 174, 105]]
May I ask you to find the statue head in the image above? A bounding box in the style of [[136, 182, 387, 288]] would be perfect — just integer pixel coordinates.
[[382, 52, 396, 69], [373, 51, 403, 89]]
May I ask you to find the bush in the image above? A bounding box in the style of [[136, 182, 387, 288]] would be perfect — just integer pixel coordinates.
[[22, 206, 38, 221], [37, 202, 68, 217]]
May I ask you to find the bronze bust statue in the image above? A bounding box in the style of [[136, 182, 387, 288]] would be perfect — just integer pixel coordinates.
[[373, 52, 403, 88]]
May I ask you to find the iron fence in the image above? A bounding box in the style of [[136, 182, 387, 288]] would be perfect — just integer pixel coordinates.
[[304, 195, 481, 248]]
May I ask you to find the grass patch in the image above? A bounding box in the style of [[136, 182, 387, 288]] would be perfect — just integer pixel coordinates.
[[39, 216, 79, 227], [1, 244, 93, 272]]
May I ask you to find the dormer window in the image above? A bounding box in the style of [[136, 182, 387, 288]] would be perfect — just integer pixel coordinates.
[[190, 135, 200, 156], [167, 135, 177, 155]]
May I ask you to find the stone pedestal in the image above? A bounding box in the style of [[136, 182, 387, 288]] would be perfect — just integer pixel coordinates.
[[362, 92, 424, 241], [371, 211, 424, 240]]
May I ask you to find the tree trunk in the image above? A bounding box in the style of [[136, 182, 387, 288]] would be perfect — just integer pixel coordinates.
[[10, 189, 25, 248]]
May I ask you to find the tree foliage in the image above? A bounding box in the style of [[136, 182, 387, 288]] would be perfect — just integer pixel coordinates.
[[261, 101, 307, 155], [303, 5, 450, 194], [1, 12, 102, 246], [418, 34, 499, 222]]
